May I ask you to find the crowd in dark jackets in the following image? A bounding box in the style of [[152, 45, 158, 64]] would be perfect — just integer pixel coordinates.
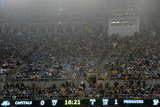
[[0, 26, 160, 99]]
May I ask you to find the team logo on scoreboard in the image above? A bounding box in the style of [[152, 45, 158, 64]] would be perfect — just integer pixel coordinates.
[[52, 100, 58, 106], [102, 99, 109, 105], [153, 99, 159, 105], [1, 101, 10, 106], [90, 99, 96, 105]]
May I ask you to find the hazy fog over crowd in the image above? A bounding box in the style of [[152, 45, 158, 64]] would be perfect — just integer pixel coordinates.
[[0, 0, 159, 23]]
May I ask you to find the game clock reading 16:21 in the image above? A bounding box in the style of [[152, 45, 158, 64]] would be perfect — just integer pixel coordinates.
[[64, 100, 81, 105]]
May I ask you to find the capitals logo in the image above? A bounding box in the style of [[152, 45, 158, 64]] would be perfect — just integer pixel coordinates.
[[1, 101, 10, 106]]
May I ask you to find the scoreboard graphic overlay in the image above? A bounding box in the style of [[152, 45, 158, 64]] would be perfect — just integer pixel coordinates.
[[0, 99, 159, 107]]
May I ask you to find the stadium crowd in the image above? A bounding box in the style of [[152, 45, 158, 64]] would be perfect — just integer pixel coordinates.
[[84, 80, 160, 99], [105, 34, 160, 80], [11, 31, 110, 81], [0, 32, 49, 81], [1, 80, 160, 99], [0, 25, 160, 99], [1, 81, 82, 99]]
